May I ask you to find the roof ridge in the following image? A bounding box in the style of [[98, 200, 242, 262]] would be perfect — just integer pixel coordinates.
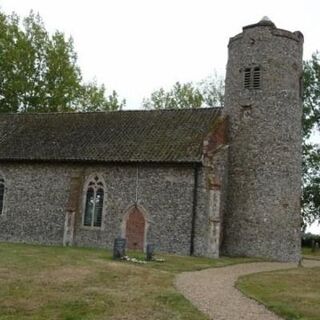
[[0, 107, 223, 116]]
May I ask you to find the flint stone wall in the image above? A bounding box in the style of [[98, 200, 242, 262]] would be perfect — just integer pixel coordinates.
[[0, 162, 210, 256], [222, 23, 303, 262]]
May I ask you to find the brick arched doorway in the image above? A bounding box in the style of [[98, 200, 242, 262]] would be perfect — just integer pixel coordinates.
[[125, 207, 146, 250]]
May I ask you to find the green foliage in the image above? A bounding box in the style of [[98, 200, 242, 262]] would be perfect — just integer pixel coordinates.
[[44, 31, 81, 112], [143, 82, 203, 109], [77, 82, 125, 112], [199, 73, 225, 107], [0, 10, 124, 113], [303, 53, 320, 137], [143, 74, 224, 109], [302, 53, 320, 225]]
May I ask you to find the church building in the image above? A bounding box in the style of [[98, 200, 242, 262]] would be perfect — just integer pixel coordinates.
[[0, 18, 304, 262]]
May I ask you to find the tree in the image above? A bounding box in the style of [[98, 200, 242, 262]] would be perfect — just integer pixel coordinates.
[[0, 10, 124, 113], [199, 73, 225, 107], [142, 73, 224, 109], [143, 82, 203, 109], [43, 31, 82, 112], [302, 53, 320, 226], [77, 82, 125, 112]]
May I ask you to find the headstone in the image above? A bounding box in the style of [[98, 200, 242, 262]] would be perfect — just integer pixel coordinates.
[[311, 239, 320, 252], [311, 239, 315, 252], [113, 237, 126, 259], [146, 244, 154, 261]]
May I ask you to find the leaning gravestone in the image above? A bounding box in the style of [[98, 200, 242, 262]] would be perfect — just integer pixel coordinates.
[[113, 237, 126, 259]]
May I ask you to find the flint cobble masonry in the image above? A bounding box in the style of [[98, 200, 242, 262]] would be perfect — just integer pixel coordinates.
[[0, 163, 202, 255], [222, 19, 303, 261]]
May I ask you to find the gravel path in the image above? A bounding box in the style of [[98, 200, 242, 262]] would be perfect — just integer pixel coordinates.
[[175, 259, 320, 320]]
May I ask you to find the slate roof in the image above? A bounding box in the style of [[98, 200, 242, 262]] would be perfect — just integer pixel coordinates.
[[0, 108, 222, 164]]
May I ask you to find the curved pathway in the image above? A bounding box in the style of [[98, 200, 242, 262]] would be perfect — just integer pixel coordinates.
[[175, 260, 320, 320]]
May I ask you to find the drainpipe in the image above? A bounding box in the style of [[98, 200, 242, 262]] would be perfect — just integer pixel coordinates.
[[135, 166, 139, 205], [190, 165, 199, 256]]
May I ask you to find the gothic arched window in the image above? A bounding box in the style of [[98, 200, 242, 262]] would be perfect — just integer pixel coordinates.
[[83, 175, 105, 227], [0, 177, 5, 215]]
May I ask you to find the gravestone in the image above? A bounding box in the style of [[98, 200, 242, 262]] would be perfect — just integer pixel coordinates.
[[311, 239, 320, 252], [113, 237, 126, 259], [146, 244, 154, 261]]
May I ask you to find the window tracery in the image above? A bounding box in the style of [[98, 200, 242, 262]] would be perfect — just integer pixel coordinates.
[[83, 175, 105, 227]]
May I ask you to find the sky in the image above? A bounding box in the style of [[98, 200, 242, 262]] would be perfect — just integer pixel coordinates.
[[1, 0, 319, 233], [1, 0, 320, 109]]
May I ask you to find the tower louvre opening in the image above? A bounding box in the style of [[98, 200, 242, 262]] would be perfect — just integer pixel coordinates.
[[244, 68, 251, 89], [244, 67, 260, 90], [253, 67, 260, 89]]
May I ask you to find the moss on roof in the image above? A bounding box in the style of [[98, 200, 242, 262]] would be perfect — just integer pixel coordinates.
[[0, 108, 222, 163]]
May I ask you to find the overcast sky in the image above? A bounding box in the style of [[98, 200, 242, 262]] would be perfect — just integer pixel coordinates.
[[1, 0, 319, 109]]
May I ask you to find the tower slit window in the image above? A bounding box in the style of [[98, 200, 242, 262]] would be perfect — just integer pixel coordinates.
[[83, 175, 105, 228]]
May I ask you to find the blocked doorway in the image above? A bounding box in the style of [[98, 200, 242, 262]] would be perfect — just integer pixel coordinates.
[[125, 207, 146, 250]]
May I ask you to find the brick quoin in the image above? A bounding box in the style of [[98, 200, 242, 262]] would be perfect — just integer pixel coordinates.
[[126, 208, 145, 250], [203, 118, 228, 160]]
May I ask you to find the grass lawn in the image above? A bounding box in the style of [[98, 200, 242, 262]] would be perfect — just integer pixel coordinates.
[[236, 266, 320, 320], [0, 242, 257, 320], [302, 247, 320, 260]]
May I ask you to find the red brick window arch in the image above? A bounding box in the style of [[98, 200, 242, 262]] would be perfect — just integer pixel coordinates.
[[83, 175, 105, 227]]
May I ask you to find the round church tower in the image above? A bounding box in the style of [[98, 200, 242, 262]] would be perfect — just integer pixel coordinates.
[[222, 18, 304, 261]]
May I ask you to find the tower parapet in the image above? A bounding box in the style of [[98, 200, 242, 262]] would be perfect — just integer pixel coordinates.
[[222, 18, 303, 262]]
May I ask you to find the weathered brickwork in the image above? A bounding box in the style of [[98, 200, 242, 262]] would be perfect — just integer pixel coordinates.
[[193, 118, 228, 257], [222, 19, 303, 261]]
